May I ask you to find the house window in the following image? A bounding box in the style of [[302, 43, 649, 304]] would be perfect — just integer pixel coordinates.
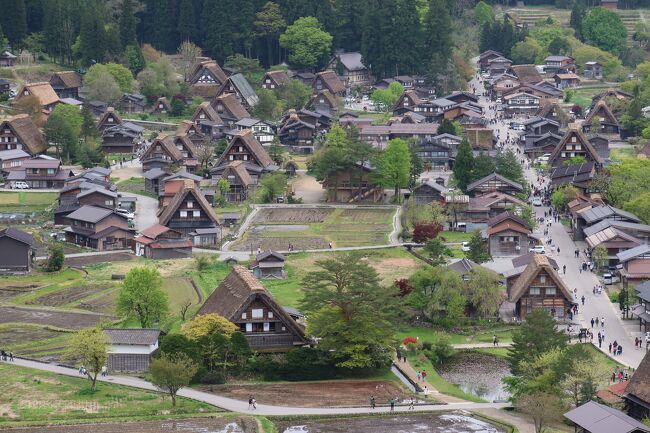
[[180, 210, 187, 218], [229, 155, 234, 160], [187, 201, 193, 209], [268, 311, 273, 318], [540, 275, 546, 283], [241, 313, 247, 319], [529, 287, 541, 295], [105, 200, 113, 206], [193, 210, 200, 217], [571, 136, 576, 142], [546, 287, 556, 295], [47, 168, 55, 175], [200, 114, 205, 119], [263, 322, 270, 332], [245, 323, 252, 332], [252, 309, 263, 319], [108, 117, 114, 122]]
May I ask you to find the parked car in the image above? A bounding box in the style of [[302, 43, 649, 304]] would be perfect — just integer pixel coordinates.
[[511, 123, 525, 131], [461, 242, 470, 252], [115, 208, 135, 220], [536, 153, 552, 164], [602, 273, 620, 285], [13, 181, 30, 189], [532, 197, 543, 206], [529, 245, 546, 254], [645, 331, 650, 344]]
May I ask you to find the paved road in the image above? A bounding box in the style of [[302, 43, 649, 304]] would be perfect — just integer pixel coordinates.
[[472, 74, 645, 368], [120, 192, 158, 232], [2, 358, 509, 416]]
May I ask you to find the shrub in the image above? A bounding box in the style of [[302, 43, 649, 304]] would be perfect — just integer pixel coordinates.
[[425, 337, 454, 366], [195, 255, 210, 271], [44, 244, 64, 272], [200, 370, 226, 384], [412, 222, 443, 243]]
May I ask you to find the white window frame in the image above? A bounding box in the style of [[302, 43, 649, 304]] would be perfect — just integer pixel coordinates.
[[252, 308, 263, 319]]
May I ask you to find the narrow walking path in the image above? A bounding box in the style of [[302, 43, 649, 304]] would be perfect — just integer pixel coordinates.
[[394, 357, 466, 404], [2, 358, 509, 416]]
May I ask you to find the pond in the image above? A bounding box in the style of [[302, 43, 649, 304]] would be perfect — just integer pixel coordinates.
[[278, 413, 506, 433], [437, 351, 511, 402]]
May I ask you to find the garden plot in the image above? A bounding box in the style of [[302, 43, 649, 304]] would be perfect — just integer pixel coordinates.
[[230, 207, 395, 251], [0, 306, 113, 329]]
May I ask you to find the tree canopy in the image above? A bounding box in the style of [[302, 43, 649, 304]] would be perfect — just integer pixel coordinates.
[[279, 16, 332, 69], [117, 267, 169, 328], [582, 7, 627, 54]]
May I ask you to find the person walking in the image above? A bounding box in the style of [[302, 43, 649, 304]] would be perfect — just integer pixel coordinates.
[[493, 335, 497, 346], [591, 318, 595, 328], [101, 365, 107, 377], [248, 396, 254, 410], [370, 395, 376, 409], [409, 397, 415, 410], [563, 265, 566, 274], [8, 352, 13, 361], [581, 295, 585, 306], [601, 317, 605, 328], [389, 398, 396, 412]]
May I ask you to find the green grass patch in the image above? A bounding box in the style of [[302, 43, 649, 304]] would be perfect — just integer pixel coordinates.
[[409, 353, 484, 402], [0, 363, 214, 426], [0, 191, 57, 212], [440, 231, 472, 243], [116, 177, 156, 198], [398, 325, 516, 345]]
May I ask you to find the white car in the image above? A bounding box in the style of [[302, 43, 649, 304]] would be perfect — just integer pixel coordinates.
[[532, 197, 543, 206], [461, 242, 470, 252], [115, 208, 135, 220], [529, 245, 546, 254], [13, 181, 30, 189], [537, 153, 552, 164], [645, 332, 650, 344]]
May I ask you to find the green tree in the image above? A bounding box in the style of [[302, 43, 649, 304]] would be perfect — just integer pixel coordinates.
[[471, 151, 496, 183], [267, 136, 285, 165], [258, 172, 287, 203], [371, 81, 405, 112], [465, 267, 503, 318], [119, 0, 137, 48], [79, 1, 107, 66], [280, 16, 333, 70], [44, 104, 82, 162], [424, 0, 453, 91], [550, 185, 578, 212], [44, 243, 64, 272], [117, 267, 169, 328], [0, 0, 27, 48], [473, 0, 493, 27], [252, 88, 283, 121], [511, 39, 541, 65], [564, 155, 588, 166], [548, 37, 572, 56], [508, 309, 567, 375], [85, 65, 122, 104], [148, 354, 198, 406], [582, 7, 627, 54], [570, 1, 586, 41], [124, 45, 145, 74], [624, 191, 650, 225], [453, 139, 474, 193], [407, 266, 463, 320], [437, 119, 458, 136], [592, 245, 608, 271], [65, 328, 108, 391], [181, 313, 238, 340], [105, 63, 134, 93], [373, 138, 410, 202], [466, 230, 490, 264], [424, 237, 452, 266], [495, 149, 525, 187], [300, 253, 399, 369], [275, 79, 311, 109], [255, 1, 286, 67], [177, 0, 197, 43], [517, 392, 565, 433]]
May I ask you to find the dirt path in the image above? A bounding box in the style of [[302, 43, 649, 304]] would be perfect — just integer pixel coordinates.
[[291, 170, 326, 203], [395, 358, 466, 404]]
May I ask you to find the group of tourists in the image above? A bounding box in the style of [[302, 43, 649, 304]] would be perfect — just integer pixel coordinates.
[[0, 350, 14, 361]]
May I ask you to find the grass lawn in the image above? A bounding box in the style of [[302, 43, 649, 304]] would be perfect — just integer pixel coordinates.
[[440, 231, 472, 243], [610, 148, 636, 161], [398, 325, 517, 345], [0, 192, 57, 212], [265, 248, 425, 308], [116, 177, 156, 198], [0, 363, 214, 426], [570, 87, 612, 109], [409, 352, 484, 403]]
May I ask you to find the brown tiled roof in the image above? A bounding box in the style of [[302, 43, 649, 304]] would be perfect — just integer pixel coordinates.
[[509, 254, 574, 303], [51, 71, 82, 89], [307, 90, 338, 109], [549, 129, 604, 166], [626, 351, 650, 405], [510, 65, 543, 84], [211, 93, 250, 120], [196, 266, 306, 341], [191, 101, 222, 124], [487, 221, 531, 236], [216, 129, 273, 169], [487, 211, 530, 229], [190, 60, 228, 85], [155, 96, 172, 111], [584, 100, 619, 126], [0, 227, 34, 246], [313, 70, 346, 94], [158, 184, 219, 226], [139, 224, 171, 239], [175, 134, 198, 159], [264, 70, 290, 86], [142, 134, 183, 162], [1, 114, 46, 155], [219, 160, 254, 186], [17, 82, 59, 106], [104, 328, 161, 345], [176, 120, 204, 138], [97, 107, 123, 128]]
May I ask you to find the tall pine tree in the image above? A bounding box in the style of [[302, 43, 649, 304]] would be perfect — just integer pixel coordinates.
[[0, 0, 27, 48], [453, 139, 474, 193], [79, 0, 107, 66], [202, 0, 234, 62], [424, 0, 453, 89], [177, 0, 197, 43], [119, 0, 138, 49]]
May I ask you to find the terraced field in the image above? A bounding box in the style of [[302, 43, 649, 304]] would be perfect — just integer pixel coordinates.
[[230, 206, 396, 251]]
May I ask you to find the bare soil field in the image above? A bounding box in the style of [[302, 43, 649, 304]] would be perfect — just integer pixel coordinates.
[[0, 284, 38, 301], [201, 380, 408, 407], [0, 324, 63, 346], [78, 289, 119, 314], [255, 207, 333, 223], [64, 252, 135, 267], [26, 285, 108, 308], [0, 306, 114, 329], [0, 418, 257, 433]]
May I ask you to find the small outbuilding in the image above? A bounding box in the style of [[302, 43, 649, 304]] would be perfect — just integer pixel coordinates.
[[252, 250, 286, 279], [104, 328, 163, 373]]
